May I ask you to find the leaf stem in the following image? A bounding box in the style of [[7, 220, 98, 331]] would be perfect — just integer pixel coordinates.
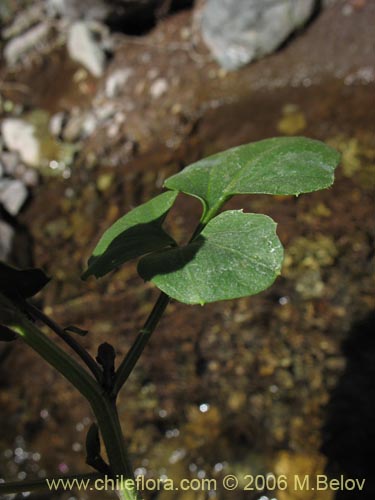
[[113, 218, 210, 397], [25, 300, 102, 383], [112, 292, 170, 397], [200, 198, 228, 226]]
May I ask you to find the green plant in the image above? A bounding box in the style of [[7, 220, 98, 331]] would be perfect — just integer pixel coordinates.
[[0, 136, 340, 499]]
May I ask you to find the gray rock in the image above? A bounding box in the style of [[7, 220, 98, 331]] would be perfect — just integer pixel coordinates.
[[0, 152, 20, 176], [81, 113, 98, 136], [0, 220, 15, 260], [67, 21, 106, 77], [21, 168, 39, 187], [61, 112, 84, 142], [2, 3, 45, 40], [1, 119, 40, 167], [105, 68, 133, 98], [149, 78, 168, 98], [49, 111, 66, 138], [0, 179, 28, 216], [61, 110, 97, 142], [200, 0, 316, 70], [94, 102, 116, 121], [47, 0, 110, 21], [3, 22, 51, 66], [14, 164, 39, 187], [0, 152, 38, 187]]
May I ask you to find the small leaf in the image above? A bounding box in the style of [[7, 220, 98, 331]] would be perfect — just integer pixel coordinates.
[[86, 423, 101, 460], [0, 324, 18, 342], [0, 261, 50, 299], [96, 342, 116, 367], [164, 137, 341, 222], [85, 422, 110, 474], [138, 210, 284, 304], [64, 325, 88, 336], [82, 191, 178, 279]]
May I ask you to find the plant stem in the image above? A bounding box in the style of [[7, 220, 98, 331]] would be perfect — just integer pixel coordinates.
[[2, 295, 140, 500], [113, 218, 210, 397], [95, 396, 141, 500], [112, 292, 170, 397], [25, 300, 102, 383]]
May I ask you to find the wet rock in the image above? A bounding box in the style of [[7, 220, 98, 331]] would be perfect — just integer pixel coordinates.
[[22, 109, 78, 174], [105, 68, 134, 98], [0, 179, 28, 216], [16, 164, 39, 187], [2, 3, 46, 40], [62, 110, 97, 142], [93, 102, 116, 121], [60, 112, 83, 142], [0, 152, 39, 187], [19, 167, 39, 187], [0, 220, 15, 260], [47, 0, 110, 21], [0, 151, 19, 176], [67, 21, 106, 77], [200, 0, 316, 70], [49, 111, 67, 138], [81, 112, 97, 138], [150, 77, 168, 98], [1, 119, 40, 167], [3, 22, 51, 66]]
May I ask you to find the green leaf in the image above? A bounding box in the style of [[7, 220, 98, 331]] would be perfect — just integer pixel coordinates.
[[164, 137, 341, 222], [138, 210, 284, 305], [0, 324, 18, 342], [0, 261, 50, 299], [82, 191, 178, 279]]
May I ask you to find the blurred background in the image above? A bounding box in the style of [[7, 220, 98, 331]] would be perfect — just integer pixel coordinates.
[[0, 0, 374, 499]]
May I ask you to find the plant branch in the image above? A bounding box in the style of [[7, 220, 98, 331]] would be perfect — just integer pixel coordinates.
[[113, 219, 209, 397], [112, 291, 170, 397], [1, 294, 140, 500], [25, 300, 102, 383]]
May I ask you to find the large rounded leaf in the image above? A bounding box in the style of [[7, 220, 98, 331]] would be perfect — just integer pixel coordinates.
[[164, 137, 340, 222], [82, 191, 178, 279], [138, 210, 284, 304]]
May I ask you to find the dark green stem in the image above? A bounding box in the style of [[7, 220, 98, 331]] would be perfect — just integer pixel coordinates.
[[1, 295, 140, 500], [25, 300, 102, 383], [200, 198, 228, 227], [112, 292, 170, 397], [113, 217, 212, 398]]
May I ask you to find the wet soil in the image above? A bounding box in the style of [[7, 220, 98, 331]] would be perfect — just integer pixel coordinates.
[[0, 2, 374, 500]]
